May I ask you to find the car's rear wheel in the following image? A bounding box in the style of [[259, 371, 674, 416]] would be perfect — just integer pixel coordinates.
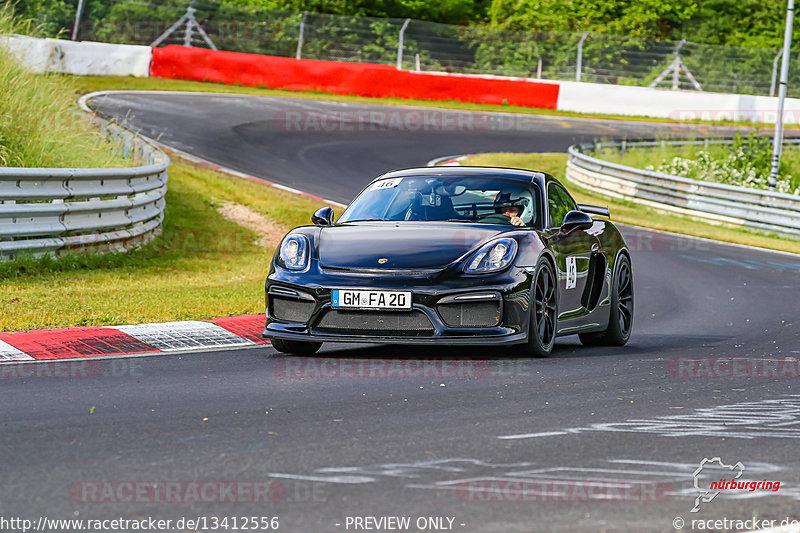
[[270, 338, 322, 355], [522, 258, 557, 358], [579, 253, 633, 347]]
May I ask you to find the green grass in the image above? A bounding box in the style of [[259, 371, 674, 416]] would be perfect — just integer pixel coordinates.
[[0, 157, 332, 331], [66, 75, 800, 130], [463, 153, 800, 254], [0, 7, 128, 168]]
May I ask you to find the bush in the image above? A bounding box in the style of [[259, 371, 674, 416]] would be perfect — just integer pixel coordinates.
[[647, 133, 800, 195]]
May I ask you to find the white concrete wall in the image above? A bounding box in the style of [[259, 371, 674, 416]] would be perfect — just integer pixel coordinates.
[[1, 34, 152, 77], [555, 80, 800, 124], [0, 34, 53, 73]]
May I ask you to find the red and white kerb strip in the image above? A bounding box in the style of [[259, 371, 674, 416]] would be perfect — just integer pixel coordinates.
[[437, 155, 469, 166], [0, 315, 268, 363]]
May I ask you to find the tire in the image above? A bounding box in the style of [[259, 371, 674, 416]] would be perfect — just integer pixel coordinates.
[[521, 257, 557, 358], [579, 253, 633, 347], [270, 338, 322, 355]]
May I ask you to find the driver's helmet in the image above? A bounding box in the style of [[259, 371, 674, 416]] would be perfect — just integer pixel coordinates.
[[494, 191, 529, 216]]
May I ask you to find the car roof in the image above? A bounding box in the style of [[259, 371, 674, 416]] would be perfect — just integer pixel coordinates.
[[372, 166, 554, 187]]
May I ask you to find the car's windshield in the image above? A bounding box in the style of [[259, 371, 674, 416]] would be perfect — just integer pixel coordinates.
[[339, 175, 541, 227]]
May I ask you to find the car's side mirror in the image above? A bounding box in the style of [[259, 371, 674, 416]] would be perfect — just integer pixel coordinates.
[[560, 210, 594, 233], [312, 207, 334, 226]]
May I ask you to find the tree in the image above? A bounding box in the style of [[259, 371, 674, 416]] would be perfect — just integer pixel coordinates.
[[677, 0, 792, 48], [487, 0, 697, 41]]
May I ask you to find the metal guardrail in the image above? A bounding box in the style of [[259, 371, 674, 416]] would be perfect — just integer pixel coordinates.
[[566, 138, 800, 237], [0, 114, 170, 261]]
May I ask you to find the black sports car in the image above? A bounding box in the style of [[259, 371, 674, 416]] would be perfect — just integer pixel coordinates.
[[263, 167, 633, 357]]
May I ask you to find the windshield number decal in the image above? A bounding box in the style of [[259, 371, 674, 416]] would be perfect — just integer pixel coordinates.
[[370, 178, 403, 191]]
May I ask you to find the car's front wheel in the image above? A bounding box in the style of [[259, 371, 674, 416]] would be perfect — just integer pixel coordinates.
[[521, 258, 557, 358], [270, 338, 322, 355], [579, 253, 633, 347]]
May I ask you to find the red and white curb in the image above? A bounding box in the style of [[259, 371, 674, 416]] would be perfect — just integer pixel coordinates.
[[426, 154, 471, 167], [0, 315, 268, 364]]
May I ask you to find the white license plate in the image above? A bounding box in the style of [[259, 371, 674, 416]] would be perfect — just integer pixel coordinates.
[[331, 289, 412, 310]]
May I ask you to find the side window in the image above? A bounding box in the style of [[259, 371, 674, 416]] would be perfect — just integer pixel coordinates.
[[547, 183, 576, 228]]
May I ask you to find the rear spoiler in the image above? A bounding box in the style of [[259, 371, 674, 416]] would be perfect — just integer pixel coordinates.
[[578, 204, 611, 218]]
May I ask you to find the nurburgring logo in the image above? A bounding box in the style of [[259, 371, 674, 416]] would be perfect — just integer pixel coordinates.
[[691, 458, 781, 513]]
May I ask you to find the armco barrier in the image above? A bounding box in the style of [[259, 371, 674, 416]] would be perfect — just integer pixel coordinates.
[[0, 119, 170, 261], [566, 139, 800, 236], [150, 45, 560, 109]]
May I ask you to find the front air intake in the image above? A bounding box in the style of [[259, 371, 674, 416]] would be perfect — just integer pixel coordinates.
[[436, 293, 502, 327], [315, 310, 434, 335], [269, 290, 316, 323]]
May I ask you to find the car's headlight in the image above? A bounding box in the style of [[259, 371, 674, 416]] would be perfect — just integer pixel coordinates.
[[279, 234, 310, 270], [465, 238, 518, 273]]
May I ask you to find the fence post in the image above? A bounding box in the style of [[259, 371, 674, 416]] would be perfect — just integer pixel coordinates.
[[672, 47, 681, 89], [576, 31, 589, 81], [151, 0, 216, 50], [183, 0, 196, 46], [397, 18, 411, 70], [648, 39, 701, 91], [71, 0, 86, 40], [771, 48, 784, 97], [770, 0, 795, 190], [296, 12, 307, 60]]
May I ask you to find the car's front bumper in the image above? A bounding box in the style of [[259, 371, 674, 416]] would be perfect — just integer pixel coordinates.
[[263, 265, 534, 346], [263, 327, 528, 346]]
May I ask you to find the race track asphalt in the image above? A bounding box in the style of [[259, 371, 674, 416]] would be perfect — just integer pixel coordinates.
[[1, 92, 799, 532]]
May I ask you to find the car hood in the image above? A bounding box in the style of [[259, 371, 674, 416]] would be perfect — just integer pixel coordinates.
[[318, 223, 504, 270]]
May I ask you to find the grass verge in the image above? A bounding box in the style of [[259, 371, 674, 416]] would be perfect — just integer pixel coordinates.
[[66, 75, 797, 130], [463, 153, 800, 254], [0, 156, 331, 331], [0, 7, 127, 167]]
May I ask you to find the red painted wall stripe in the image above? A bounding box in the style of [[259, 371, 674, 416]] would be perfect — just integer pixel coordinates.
[[150, 45, 560, 109]]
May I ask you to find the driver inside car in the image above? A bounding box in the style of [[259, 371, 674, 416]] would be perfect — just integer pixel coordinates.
[[479, 193, 527, 226]]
